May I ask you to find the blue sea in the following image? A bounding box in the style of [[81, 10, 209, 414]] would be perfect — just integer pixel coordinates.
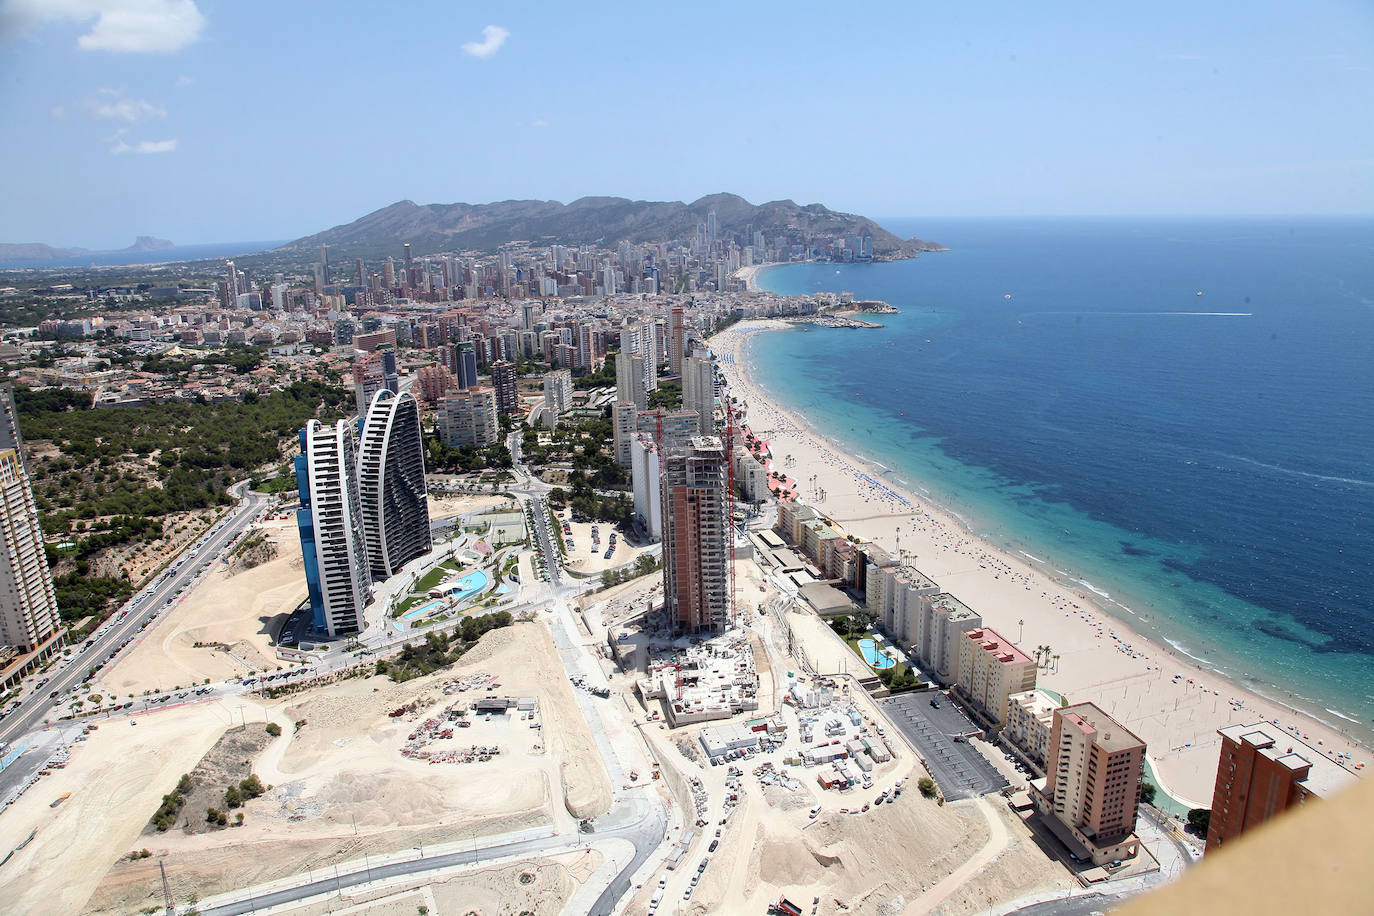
[[753, 218, 1374, 742], [0, 240, 286, 270]]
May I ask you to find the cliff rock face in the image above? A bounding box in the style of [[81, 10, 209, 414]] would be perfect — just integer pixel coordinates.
[[283, 193, 943, 258], [128, 236, 175, 251]]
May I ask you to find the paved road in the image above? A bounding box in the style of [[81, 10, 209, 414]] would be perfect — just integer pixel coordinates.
[[1138, 804, 1198, 866], [201, 796, 665, 916], [1008, 892, 1124, 915], [0, 482, 267, 748]]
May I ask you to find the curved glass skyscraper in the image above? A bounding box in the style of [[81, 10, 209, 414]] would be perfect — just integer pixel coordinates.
[[295, 419, 371, 636], [358, 389, 431, 579]]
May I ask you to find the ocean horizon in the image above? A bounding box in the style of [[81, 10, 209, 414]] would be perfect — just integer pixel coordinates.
[[753, 217, 1374, 744]]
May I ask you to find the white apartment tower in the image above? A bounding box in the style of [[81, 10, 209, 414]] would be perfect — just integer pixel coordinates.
[[682, 353, 716, 437], [357, 389, 432, 579], [296, 419, 372, 636], [436, 387, 500, 450], [616, 353, 649, 411], [542, 369, 573, 428], [621, 321, 658, 393]]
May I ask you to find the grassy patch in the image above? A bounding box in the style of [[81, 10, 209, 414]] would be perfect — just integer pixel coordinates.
[[414, 567, 450, 592], [251, 474, 296, 495], [391, 596, 425, 619]]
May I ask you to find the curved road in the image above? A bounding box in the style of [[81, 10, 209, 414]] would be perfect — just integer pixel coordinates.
[[200, 797, 666, 916], [0, 482, 267, 748]]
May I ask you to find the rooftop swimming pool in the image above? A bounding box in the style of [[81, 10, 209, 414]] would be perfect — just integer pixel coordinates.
[[858, 638, 897, 670]]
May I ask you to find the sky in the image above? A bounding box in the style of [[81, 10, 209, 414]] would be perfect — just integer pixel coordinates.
[[1, 0, 1371, 248]]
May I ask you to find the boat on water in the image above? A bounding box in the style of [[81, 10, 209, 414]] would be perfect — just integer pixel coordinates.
[[50, 792, 70, 808]]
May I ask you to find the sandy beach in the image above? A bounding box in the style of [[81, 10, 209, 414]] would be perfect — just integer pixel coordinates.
[[715, 319, 1366, 807], [734, 263, 774, 292]]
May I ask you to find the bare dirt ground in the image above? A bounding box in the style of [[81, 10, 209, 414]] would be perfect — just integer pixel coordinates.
[[259, 851, 591, 916], [83, 622, 613, 914], [673, 780, 1069, 916], [0, 702, 236, 915], [428, 493, 512, 524], [100, 521, 306, 698]]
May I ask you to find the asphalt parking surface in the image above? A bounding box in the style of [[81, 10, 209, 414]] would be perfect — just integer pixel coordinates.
[[881, 691, 1009, 801]]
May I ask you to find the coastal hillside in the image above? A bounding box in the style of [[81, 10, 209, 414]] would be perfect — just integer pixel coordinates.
[[282, 193, 944, 258], [0, 237, 174, 261]]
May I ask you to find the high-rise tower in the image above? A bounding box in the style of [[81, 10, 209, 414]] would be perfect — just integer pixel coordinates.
[[1031, 702, 1145, 866], [454, 341, 479, 389], [660, 436, 730, 632], [682, 354, 716, 437], [357, 390, 431, 579], [490, 360, 518, 414], [668, 306, 685, 377], [295, 420, 371, 636], [1204, 722, 1356, 852], [616, 353, 649, 411], [0, 385, 62, 668], [354, 349, 399, 415]]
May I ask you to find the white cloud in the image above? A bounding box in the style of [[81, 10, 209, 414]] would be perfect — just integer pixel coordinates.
[[110, 135, 177, 154], [3, 0, 205, 53], [461, 24, 508, 58], [174, 73, 194, 86], [84, 87, 165, 122], [530, 119, 548, 128], [50, 104, 67, 119]]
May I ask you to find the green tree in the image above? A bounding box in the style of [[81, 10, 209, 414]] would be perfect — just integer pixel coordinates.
[[1187, 808, 1211, 836], [1139, 780, 1157, 805]]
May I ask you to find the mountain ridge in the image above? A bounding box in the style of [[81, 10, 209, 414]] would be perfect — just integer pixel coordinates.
[[282, 193, 943, 259]]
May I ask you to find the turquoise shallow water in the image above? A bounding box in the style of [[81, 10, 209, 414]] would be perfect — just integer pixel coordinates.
[[751, 218, 1374, 746]]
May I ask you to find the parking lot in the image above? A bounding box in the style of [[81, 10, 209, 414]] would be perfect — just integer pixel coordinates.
[[880, 691, 1009, 801]]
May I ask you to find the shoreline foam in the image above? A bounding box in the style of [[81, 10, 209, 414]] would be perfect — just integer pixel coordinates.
[[716, 318, 1367, 806]]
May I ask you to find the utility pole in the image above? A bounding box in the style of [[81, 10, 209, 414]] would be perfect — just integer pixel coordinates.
[[159, 860, 174, 915]]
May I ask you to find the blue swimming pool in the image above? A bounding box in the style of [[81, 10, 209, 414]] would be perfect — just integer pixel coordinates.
[[446, 569, 489, 602], [402, 599, 444, 620], [858, 638, 897, 670]]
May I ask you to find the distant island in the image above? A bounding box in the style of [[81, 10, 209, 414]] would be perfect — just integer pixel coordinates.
[[0, 236, 175, 261], [282, 192, 945, 260]]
